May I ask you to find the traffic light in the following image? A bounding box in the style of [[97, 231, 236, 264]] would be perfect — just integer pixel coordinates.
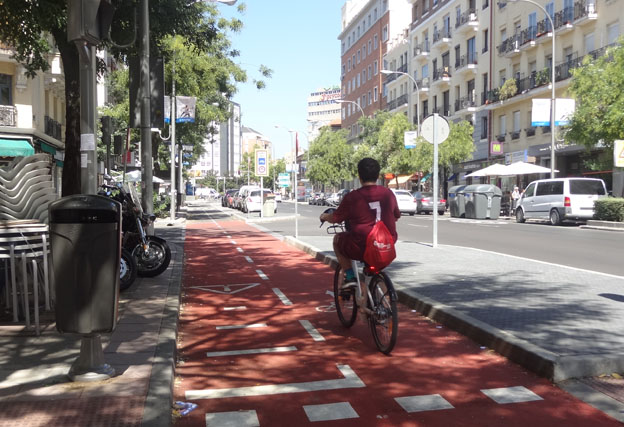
[[67, 0, 115, 45]]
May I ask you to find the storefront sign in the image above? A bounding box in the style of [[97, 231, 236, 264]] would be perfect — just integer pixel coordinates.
[[490, 140, 503, 155], [615, 140, 624, 168]]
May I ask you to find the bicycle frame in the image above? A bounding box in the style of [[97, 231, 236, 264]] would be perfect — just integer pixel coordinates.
[[350, 260, 375, 316]]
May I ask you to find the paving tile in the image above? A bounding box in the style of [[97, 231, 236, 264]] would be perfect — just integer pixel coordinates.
[[394, 394, 455, 413], [481, 386, 543, 404], [303, 402, 359, 422]]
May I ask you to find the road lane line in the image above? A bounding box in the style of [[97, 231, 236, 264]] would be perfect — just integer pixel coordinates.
[[244, 256, 253, 263], [206, 346, 297, 358], [223, 306, 246, 311], [299, 320, 325, 341], [216, 323, 267, 330], [236, 247, 244, 253], [230, 239, 237, 245], [407, 224, 428, 228], [256, 269, 269, 280], [185, 364, 365, 400], [272, 288, 292, 305]]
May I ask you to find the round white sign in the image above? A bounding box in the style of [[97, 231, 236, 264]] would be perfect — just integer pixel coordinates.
[[421, 113, 450, 145]]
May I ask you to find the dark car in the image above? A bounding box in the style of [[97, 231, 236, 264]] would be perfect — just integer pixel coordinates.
[[413, 191, 446, 215], [222, 189, 237, 207]]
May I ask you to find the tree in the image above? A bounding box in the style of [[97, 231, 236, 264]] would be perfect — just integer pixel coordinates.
[[0, 0, 267, 196], [307, 127, 353, 188], [565, 42, 624, 159]]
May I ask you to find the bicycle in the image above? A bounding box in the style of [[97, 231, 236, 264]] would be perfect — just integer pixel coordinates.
[[321, 211, 399, 354]]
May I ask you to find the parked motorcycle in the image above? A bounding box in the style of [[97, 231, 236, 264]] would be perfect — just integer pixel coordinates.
[[120, 247, 137, 291], [101, 180, 171, 278]]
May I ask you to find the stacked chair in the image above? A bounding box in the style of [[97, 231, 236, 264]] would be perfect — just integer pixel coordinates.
[[0, 154, 58, 335]]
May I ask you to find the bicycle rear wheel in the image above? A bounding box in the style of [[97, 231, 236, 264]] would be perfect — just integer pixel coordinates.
[[368, 273, 398, 354], [333, 266, 357, 327]]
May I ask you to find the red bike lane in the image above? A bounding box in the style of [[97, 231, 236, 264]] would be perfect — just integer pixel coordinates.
[[174, 220, 619, 426]]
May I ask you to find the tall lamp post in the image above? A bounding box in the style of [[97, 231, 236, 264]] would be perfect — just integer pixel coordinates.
[[499, 0, 556, 178], [275, 125, 298, 238], [381, 69, 421, 134]]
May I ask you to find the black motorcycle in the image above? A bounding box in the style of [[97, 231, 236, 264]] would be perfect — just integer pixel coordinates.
[[101, 180, 171, 279]]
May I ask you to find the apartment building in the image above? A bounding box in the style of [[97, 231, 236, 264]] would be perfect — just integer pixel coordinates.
[[306, 87, 342, 141], [0, 40, 65, 191], [339, 0, 413, 139], [382, 0, 619, 187]]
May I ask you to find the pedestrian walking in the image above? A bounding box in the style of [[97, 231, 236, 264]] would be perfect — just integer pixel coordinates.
[[511, 185, 521, 213]]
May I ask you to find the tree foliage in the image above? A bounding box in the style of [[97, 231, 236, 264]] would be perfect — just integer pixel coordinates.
[[0, 0, 270, 195], [307, 127, 354, 187], [565, 41, 624, 158]]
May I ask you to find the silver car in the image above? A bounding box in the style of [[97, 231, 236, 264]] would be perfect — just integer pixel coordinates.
[[413, 191, 446, 215]]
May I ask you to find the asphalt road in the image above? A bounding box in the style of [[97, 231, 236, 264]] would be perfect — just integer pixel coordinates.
[[246, 201, 624, 277]]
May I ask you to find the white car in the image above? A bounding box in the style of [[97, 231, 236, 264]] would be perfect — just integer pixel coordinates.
[[244, 189, 276, 213], [196, 187, 217, 199], [392, 189, 417, 215]]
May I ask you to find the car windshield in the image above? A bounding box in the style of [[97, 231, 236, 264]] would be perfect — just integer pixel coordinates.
[[250, 190, 272, 197], [419, 193, 433, 198], [569, 179, 605, 195]]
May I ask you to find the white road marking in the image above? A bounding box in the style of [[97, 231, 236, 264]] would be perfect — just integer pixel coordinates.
[[205, 346, 297, 357], [205, 410, 259, 427], [304, 402, 359, 422], [185, 364, 365, 400], [236, 247, 244, 253], [395, 394, 454, 412], [216, 323, 267, 330], [407, 224, 428, 228], [256, 269, 269, 280], [272, 288, 292, 305], [244, 256, 253, 263], [230, 239, 237, 245], [223, 306, 246, 311], [481, 386, 543, 404], [326, 290, 334, 297], [299, 320, 325, 341], [188, 283, 260, 295], [226, 235, 231, 238]]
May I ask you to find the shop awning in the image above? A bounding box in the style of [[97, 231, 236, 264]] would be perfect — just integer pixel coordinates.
[[420, 173, 431, 183], [0, 138, 35, 157]]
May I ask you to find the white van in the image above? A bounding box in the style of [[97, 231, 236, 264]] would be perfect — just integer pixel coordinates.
[[515, 177, 607, 225]]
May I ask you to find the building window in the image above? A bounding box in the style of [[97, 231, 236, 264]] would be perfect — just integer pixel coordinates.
[[362, 45, 366, 60], [368, 65, 372, 80], [357, 50, 361, 63], [607, 21, 620, 44], [374, 34, 378, 49], [0, 74, 12, 105], [481, 116, 488, 139], [374, 60, 379, 75], [368, 91, 372, 105], [423, 0, 428, 13], [500, 114, 506, 135], [347, 59, 351, 71], [513, 110, 520, 132], [482, 29, 488, 53], [584, 32, 595, 54], [368, 40, 372, 54], [374, 86, 378, 101], [382, 25, 389, 42]]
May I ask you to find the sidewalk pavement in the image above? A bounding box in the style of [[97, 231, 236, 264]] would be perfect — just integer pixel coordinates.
[[1, 199, 623, 426]]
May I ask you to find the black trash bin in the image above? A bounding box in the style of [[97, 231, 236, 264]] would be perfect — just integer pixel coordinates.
[[49, 195, 121, 334]]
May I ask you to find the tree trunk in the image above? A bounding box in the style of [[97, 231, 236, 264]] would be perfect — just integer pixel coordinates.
[[55, 33, 81, 197]]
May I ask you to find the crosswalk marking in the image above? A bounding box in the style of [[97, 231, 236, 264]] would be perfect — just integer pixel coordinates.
[[185, 364, 365, 400]]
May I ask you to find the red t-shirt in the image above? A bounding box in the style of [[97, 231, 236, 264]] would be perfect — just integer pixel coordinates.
[[332, 185, 401, 249]]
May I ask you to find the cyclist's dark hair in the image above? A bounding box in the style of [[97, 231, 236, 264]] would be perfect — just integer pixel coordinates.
[[357, 158, 380, 183]]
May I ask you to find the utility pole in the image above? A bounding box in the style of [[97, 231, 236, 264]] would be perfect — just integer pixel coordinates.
[[169, 58, 176, 223], [139, 0, 154, 218], [77, 43, 98, 194]]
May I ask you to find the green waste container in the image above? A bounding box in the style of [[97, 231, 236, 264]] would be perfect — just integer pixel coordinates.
[[464, 184, 502, 219], [448, 185, 467, 218]]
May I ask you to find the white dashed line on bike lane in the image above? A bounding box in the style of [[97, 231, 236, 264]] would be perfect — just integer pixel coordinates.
[[272, 288, 292, 305], [299, 320, 325, 341]]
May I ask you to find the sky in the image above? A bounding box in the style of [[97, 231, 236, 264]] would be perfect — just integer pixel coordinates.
[[219, 0, 343, 159]]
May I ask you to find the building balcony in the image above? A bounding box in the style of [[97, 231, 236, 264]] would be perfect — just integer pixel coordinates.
[[432, 67, 451, 87], [416, 78, 430, 93], [396, 94, 408, 107], [525, 127, 536, 137], [455, 53, 478, 75], [385, 72, 398, 83], [496, 134, 506, 143], [397, 63, 408, 74], [510, 131, 521, 140], [413, 40, 431, 61], [44, 115, 62, 140], [432, 28, 452, 50], [454, 96, 477, 114], [455, 9, 479, 34], [573, 0, 598, 26], [0, 105, 17, 127], [542, 126, 551, 134]]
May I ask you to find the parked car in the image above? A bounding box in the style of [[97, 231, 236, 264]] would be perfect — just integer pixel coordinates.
[[515, 177, 607, 225], [413, 191, 446, 215], [392, 189, 417, 215], [325, 192, 340, 206], [244, 189, 276, 213], [222, 189, 237, 207], [309, 192, 322, 205], [336, 188, 351, 205], [196, 187, 217, 199], [236, 185, 260, 211]]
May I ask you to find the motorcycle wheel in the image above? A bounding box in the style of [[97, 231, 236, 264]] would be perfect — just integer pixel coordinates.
[[133, 236, 172, 277], [120, 248, 138, 291]]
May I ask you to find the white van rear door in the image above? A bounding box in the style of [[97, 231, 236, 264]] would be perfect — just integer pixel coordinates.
[[568, 179, 606, 216]]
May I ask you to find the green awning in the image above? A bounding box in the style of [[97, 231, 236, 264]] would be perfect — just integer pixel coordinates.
[[0, 138, 35, 157], [40, 141, 56, 154]]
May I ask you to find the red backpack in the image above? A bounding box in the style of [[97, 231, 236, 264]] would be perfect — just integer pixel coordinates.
[[363, 219, 396, 271]]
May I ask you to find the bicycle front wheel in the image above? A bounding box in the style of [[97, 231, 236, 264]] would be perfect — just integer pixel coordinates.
[[333, 266, 357, 327], [368, 273, 398, 354]]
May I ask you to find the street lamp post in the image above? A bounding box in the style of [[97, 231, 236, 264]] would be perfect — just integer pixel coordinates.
[[381, 69, 421, 134], [334, 99, 365, 117], [499, 0, 556, 178]]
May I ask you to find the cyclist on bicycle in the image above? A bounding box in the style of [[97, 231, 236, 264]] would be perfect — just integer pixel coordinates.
[[319, 158, 400, 289]]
